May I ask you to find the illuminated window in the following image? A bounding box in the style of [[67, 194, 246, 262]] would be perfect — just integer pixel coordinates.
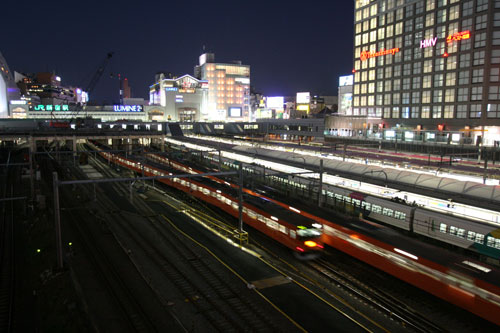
[[422, 90, 431, 103], [433, 90, 443, 103], [412, 91, 420, 103], [425, 13, 434, 27], [422, 106, 430, 118], [445, 89, 455, 103], [384, 80, 392, 92], [446, 72, 456, 86], [459, 70, 469, 85], [470, 104, 481, 118], [487, 104, 500, 118], [446, 56, 457, 70]]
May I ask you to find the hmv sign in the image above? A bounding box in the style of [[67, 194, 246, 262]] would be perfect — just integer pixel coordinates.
[[420, 37, 437, 48]]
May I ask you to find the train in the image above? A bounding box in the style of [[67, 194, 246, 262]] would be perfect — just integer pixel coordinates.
[[140, 148, 500, 326], [184, 146, 500, 266], [86, 141, 323, 257]]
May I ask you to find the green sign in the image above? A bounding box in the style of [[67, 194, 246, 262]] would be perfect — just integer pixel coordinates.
[[33, 104, 70, 111]]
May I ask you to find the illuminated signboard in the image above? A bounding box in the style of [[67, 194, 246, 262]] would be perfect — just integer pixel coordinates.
[[446, 30, 470, 44], [420, 37, 437, 48], [229, 107, 242, 117], [113, 105, 143, 112], [339, 75, 353, 86], [33, 104, 70, 111], [266, 96, 284, 109], [296, 104, 310, 112], [165, 87, 178, 91], [360, 47, 400, 61], [296, 92, 310, 104]]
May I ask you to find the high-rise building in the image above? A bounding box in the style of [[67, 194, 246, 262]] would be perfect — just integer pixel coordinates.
[[351, 0, 500, 146], [194, 53, 250, 121], [123, 77, 131, 99]]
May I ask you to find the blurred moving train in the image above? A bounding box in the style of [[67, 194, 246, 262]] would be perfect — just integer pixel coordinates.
[[86, 141, 323, 256], [144, 149, 500, 326]]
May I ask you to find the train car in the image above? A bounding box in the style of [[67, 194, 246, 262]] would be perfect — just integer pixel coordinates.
[[141, 148, 500, 325], [362, 195, 414, 231], [87, 142, 323, 256]]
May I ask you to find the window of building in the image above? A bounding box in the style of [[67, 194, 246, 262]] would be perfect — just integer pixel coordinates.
[[470, 104, 481, 118], [384, 80, 392, 92], [413, 77, 421, 89], [471, 86, 483, 101], [402, 78, 411, 90], [449, 5, 459, 20], [412, 91, 421, 103], [393, 93, 400, 104], [371, 17, 377, 29], [424, 45, 433, 58], [445, 89, 455, 102], [457, 87, 469, 102], [405, 19, 413, 33], [475, 32, 487, 48], [435, 58, 444, 71], [437, 9, 447, 23], [446, 72, 456, 86], [415, 16, 424, 30], [426, 0, 435, 11], [472, 69, 484, 83], [385, 66, 393, 79], [495, 13, 500, 27], [384, 94, 392, 105], [459, 70, 470, 85], [376, 94, 384, 105], [411, 106, 420, 118], [477, 0, 488, 12], [446, 56, 457, 70], [444, 105, 454, 118], [494, 31, 500, 46], [423, 75, 432, 88], [383, 107, 391, 118], [437, 0, 447, 7], [402, 93, 410, 104], [422, 90, 431, 103], [392, 107, 400, 118], [422, 106, 431, 118], [473, 50, 485, 66], [461, 17, 472, 31], [462, 1, 473, 16], [460, 38, 472, 51], [457, 104, 467, 118], [432, 105, 442, 118], [487, 104, 500, 118], [476, 14, 488, 30], [426, 13, 435, 27], [433, 90, 443, 103], [434, 74, 444, 87], [491, 68, 500, 82], [459, 53, 471, 68], [402, 107, 410, 118], [413, 62, 422, 75], [393, 78, 401, 90], [448, 22, 459, 36], [490, 86, 500, 100]]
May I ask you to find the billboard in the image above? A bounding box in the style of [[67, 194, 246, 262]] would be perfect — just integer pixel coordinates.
[[296, 92, 310, 104], [229, 107, 242, 117], [339, 75, 354, 87], [266, 96, 284, 109]]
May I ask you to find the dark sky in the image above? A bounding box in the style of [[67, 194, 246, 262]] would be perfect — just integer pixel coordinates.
[[2, 0, 354, 102]]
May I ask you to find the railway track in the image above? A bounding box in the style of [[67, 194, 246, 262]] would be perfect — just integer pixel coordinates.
[[85, 145, 284, 331], [309, 258, 444, 332]]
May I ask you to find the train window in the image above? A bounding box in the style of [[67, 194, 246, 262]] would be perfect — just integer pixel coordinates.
[[343, 196, 351, 203], [475, 234, 485, 244], [290, 230, 296, 239], [467, 231, 476, 241], [450, 226, 458, 236], [327, 191, 334, 197], [247, 210, 257, 219], [486, 237, 500, 249], [267, 221, 279, 230], [335, 194, 343, 200], [400, 212, 406, 220], [231, 202, 238, 210], [457, 228, 466, 238], [439, 223, 447, 233], [394, 211, 402, 219], [372, 205, 382, 213], [362, 202, 371, 211], [352, 199, 361, 207], [279, 225, 287, 234], [382, 208, 394, 217]]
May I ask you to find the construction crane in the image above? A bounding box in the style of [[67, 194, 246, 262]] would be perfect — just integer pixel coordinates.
[[49, 52, 114, 128]]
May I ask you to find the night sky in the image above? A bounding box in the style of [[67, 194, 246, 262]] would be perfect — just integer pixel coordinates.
[[2, 0, 354, 102]]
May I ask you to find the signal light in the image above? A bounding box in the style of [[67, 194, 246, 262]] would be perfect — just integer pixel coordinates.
[[304, 241, 317, 248], [296, 246, 305, 252], [443, 52, 449, 57]]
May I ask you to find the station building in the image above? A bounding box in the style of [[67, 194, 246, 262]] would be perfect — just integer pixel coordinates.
[[342, 0, 500, 146], [149, 73, 208, 122]]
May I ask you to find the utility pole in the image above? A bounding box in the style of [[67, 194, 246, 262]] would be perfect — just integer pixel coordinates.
[[318, 159, 323, 207], [238, 163, 243, 232], [53, 172, 63, 270]]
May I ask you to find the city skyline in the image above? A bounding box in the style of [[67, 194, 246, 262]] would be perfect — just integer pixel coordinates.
[[1, 1, 355, 102]]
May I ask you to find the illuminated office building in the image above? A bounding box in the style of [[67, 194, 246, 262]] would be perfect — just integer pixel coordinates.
[[194, 53, 251, 121], [352, 0, 500, 145]]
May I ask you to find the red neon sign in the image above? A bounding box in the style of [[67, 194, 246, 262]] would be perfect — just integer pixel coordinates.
[[446, 30, 470, 44], [360, 48, 400, 61]]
